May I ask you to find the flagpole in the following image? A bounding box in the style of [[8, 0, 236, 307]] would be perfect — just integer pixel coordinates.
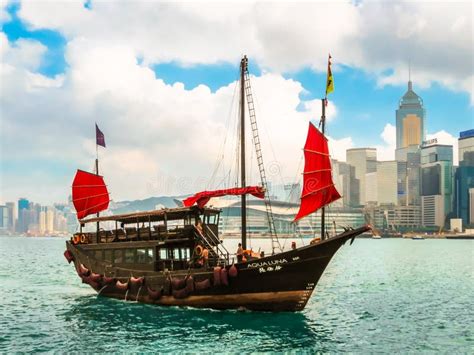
[[321, 98, 326, 241], [95, 127, 100, 243]]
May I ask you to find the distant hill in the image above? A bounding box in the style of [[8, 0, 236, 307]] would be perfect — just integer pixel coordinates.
[[111, 195, 188, 214]]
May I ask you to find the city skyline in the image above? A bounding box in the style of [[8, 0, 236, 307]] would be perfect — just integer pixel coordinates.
[[1, 1, 473, 205]]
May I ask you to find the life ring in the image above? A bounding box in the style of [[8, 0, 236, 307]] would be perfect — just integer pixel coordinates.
[[80, 234, 87, 244], [72, 235, 80, 245], [194, 245, 203, 256]]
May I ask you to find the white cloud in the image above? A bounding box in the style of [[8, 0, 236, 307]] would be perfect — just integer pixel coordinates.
[[427, 130, 459, 165], [16, 1, 474, 102], [328, 136, 354, 162], [375, 123, 396, 161], [0, 34, 333, 203], [0, 0, 11, 24]]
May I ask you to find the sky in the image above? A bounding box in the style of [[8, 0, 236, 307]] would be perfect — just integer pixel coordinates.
[[0, 0, 473, 205]]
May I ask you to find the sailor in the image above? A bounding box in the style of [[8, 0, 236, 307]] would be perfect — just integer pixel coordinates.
[[201, 247, 209, 268], [236, 243, 244, 262], [195, 219, 204, 237], [291, 241, 297, 250]]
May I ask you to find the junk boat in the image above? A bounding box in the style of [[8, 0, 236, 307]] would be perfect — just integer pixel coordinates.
[[64, 56, 370, 312]]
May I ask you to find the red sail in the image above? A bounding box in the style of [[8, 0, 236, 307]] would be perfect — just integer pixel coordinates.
[[72, 169, 110, 220], [183, 186, 265, 209], [294, 123, 341, 222]]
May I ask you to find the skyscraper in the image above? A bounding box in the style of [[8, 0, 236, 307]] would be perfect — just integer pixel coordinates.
[[396, 80, 425, 150], [395, 79, 424, 208], [420, 144, 453, 227], [454, 129, 474, 227], [17, 198, 30, 233], [346, 148, 377, 206]]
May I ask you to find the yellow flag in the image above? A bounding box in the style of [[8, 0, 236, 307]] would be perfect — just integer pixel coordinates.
[[325, 54, 334, 97]]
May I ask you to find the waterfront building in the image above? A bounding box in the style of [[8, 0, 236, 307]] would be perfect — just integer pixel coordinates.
[[420, 144, 453, 227], [5, 202, 16, 232], [346, 148, 377, 206], [454, 130, 474, 226], [367, 204, 421, 230], [333, 161, 358, 207], [395, 78, 425, 208], [46, 207, 55, 233], [396, 145, 421, 207], [17, 198, 29, 233], [365, 172, 378, 204], [377, 161, 398, 205], [459, 129, 474, 166], [470, 188, 474, 225], [0, 205, 9, 231], [39, 208, 47, 234], [212, 198, 365, 237], [396, 80, 425, 150], [364, 161, 398, 206]]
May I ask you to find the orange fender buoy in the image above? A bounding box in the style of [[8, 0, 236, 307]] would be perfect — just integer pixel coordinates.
[[116, 280, 129, 290], [90, 273, 102, 283], [130, 276, 144, 285], [78, 263, 90, 276], [229, 264, 238, 278], [147, 286, 162, 300], [195, 278, 211, 290], [213, 266, 222, 286], [220, 268, 229, 286]]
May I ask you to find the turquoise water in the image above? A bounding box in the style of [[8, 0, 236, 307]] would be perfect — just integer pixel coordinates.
[[0, 236, 472, 353]]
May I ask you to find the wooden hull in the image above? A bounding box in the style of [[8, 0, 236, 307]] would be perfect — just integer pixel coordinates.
[[66, 226, 369, 312]]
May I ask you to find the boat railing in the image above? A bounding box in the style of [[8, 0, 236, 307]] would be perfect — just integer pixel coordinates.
[[193, 228, 229, 265]]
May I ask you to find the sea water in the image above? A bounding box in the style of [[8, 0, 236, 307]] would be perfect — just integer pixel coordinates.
[[0, 236, 472, 352]]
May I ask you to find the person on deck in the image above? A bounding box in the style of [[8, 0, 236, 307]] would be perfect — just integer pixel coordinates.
[[201, 247, 209, 268], [195, 219, 204, 237], [236, 243, 244, 263]]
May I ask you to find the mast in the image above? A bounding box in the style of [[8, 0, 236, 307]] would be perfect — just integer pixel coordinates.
[[320, 99, 326, 240], [95, 141, 100, 243], [240, 56, 247, 249]]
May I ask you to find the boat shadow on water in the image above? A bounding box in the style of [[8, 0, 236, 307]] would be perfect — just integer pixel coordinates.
[[62, 295, 337, 351]]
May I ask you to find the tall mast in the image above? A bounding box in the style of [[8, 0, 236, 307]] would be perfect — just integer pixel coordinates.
[[95, 139, 100, 243], [320, 99, 326, 240], [240, 56, 248, 249]]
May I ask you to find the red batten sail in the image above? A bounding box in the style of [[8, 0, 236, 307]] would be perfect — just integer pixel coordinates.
[[72, 169, 110, 220], [183, 186, 265, 209], [294, 123, 341, 222]]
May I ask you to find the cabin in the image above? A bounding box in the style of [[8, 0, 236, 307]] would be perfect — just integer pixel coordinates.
[[71, 206, 231, 271]]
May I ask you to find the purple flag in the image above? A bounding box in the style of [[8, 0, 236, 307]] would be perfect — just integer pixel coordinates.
[[95, 124, 106, 148]]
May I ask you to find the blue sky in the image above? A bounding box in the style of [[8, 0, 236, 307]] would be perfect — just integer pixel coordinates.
[[0, 1, 472, 204]]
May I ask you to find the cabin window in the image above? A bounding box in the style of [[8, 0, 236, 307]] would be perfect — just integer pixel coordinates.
[[173, 248, 181, 260], [180, 248, 191, 260], [168, 248, 174, 260], [104, 250, 112, 262], [125, 249, 135, 263], [137, 248, 147, 263], [113, 249, 123, 263], [147, 248, 154, 262], [159, 248, 167, 260]]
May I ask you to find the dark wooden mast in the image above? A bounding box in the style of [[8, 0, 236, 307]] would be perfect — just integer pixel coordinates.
[[240, 56, 248, 249], [320, 99, 326, 240], [95, 147, 100, 243]]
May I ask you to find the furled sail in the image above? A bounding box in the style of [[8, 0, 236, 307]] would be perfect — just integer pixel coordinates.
[[72, 169, 110, 219], [183, 186, 265, 209], [294, 122, 341, 221]]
